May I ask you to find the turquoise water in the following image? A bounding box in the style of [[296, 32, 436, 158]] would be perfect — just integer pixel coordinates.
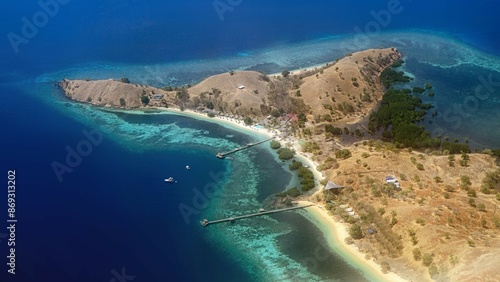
[[2, 29, 500, 281], [36, 31, 500, 148]]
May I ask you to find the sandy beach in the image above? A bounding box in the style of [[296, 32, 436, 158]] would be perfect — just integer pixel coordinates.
[[160, 106, 408, 281], [160, 107, 276, 139], [298, 200, 408, 282], [268, 62, 332, 77]]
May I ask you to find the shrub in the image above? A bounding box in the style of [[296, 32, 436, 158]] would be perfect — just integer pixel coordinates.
[[119, 98, 126, 106], [467, 189, 477, 197], [478, 203, 486, 212], [289, 160, 302, 170], [413, 248, 422, 261], [286, 187, 301, 197], [120, 77, 130, 83], [141, 95, 150, 105], [416, 163, 424, 171], [244, 117, 253, 125], [277, 148, 294, 160], [416, 218, 426, 226], [494, 217, 500, 228], [429, 264, 439, 277], [422, 253, 433, 267], [335, 149, 352, 159], [468, 198, 476, 207], [270, 140, 281, 149], [325, 124, 342, 135], [461, 175, 471, 185], [349, 224, 363, 239]]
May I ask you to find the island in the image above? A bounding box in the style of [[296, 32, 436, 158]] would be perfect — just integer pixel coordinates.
[[59, 48, 500, 281]]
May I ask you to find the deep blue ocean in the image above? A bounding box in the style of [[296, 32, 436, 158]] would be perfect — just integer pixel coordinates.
[[1, 1, 500, 281]]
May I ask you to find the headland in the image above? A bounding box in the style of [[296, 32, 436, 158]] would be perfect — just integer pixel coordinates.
[[58, 47, 500, 281]]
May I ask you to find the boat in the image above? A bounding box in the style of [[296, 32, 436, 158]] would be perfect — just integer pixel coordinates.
[[186, 165, 191, 170], [164, 177, 175, 183]]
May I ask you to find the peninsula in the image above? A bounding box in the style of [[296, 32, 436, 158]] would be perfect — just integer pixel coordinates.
[[59, 48, 500, 281]]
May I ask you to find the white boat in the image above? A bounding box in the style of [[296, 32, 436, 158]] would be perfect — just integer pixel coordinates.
[[186, 165, 191, 170], [164, 177, 175, 183]]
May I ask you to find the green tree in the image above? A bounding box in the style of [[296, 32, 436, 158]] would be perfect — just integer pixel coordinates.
[[120, 77, 130, 83], [141, 95, 150, 105], [325, 124, 342, 135], [277, 148, 294, 160], [244, 117, 253, 126], [270, 140, 281, 149], [349, 224, 363, 239], [335, 149, 352, 159], [119, 98, 126, 106], [176, 89, 190, 102], [288, 160, 303, 170]]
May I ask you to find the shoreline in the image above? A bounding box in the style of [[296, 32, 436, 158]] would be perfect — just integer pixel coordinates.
[[158, 107, 408, 281], [61, 51, 409, 280], [267, 62, 331, 77], [96, 90, 408, 281], [160, 107, 275, 139], [297, 201, 408, 282]]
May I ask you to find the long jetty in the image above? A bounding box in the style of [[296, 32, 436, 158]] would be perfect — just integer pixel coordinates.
[[216, 136, 275, 159], [200, 204, 314, 227]]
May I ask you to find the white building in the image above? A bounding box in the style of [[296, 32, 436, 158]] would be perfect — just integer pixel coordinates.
[[385, 176, 400, 189]]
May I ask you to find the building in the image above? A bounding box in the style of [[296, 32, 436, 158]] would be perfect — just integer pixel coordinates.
[[385, 176, 400, 189], [151, 94, 164, 100], [285, 113, 298, 125], [324, 181, 344, 193]]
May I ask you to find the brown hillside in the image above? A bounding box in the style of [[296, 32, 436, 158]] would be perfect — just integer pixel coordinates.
[[59, 79, 168, 108], [313, 140, 500, 281], [299, 48, 401, 123], [187, 70, 270, 115]]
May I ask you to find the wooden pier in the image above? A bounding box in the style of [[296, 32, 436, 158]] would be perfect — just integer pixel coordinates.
[[216, 137, 275, 159], [200, 204, 314, 227]]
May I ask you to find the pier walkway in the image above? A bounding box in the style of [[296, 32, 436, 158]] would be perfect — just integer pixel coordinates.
[[216, 136, 275, 159], [200, 204, 314, 226]]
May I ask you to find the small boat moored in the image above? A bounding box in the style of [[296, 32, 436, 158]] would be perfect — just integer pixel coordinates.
[[164, 177, 176, 183], [186, 165, 191, 170]]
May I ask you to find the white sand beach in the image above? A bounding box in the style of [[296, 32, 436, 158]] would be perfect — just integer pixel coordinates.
[[298, 200, 408, 282], [161, 105, 408, 282]]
